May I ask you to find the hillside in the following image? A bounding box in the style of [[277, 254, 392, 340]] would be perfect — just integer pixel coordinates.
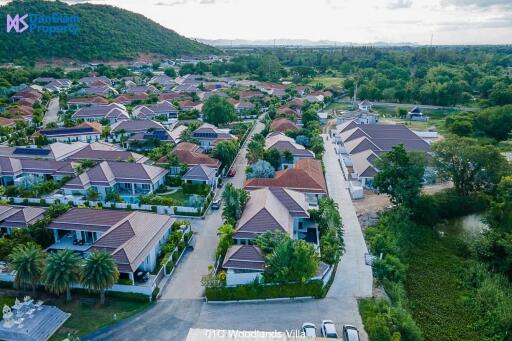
[[0, 0, 218, 63]]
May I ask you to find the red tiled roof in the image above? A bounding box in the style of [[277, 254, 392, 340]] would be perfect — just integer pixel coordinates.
[[270, 118, 299, 132], [244, 158, 327, 194]]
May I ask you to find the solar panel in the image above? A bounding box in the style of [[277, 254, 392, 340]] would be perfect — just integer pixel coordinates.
[[14, 148, 51, 156], [41, 127, 94, 136], [143, 130, 169, 140]]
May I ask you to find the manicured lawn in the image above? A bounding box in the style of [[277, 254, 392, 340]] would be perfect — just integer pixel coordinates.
[[161, 189, 187, 204], [404, 235, 480, 341], [0, 291, 151, 340], [49, 297, 152, 340]]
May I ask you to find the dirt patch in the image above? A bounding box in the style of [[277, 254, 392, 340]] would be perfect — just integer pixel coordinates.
[[354, 182, 453, 229]]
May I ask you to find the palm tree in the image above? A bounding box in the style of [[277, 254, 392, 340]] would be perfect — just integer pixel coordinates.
[[81, 251, 119, 304], [9, 243, 45, 295], [45, 249, 82, 302]]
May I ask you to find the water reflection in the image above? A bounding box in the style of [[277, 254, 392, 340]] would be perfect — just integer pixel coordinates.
[[437, 214, 488, 238]]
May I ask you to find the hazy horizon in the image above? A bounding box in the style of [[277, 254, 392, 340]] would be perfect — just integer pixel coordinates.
[[1, 0, 512, 45]]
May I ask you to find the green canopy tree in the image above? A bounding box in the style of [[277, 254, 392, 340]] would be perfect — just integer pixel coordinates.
[[433, 137, 509, 196], [9, 243, 45, 295], [213, 140, 239, 167], [81, 251, 119, 304], [202, 95, 237, 125], [374, 144, 426, 208], [45, 249, 82, 302], [215, 223, 235, 259], [222, 183, 250, 225]]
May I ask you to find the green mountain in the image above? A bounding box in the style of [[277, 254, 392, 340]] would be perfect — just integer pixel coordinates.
[[0, 0, 218, 63]]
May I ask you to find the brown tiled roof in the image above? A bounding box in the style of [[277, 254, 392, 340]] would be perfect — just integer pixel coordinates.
[[0, 205, 46, 229], [0, 117, 15, 127], [68, 96, 109, 105], [110, 120, 164, 134], [244, 158, 327, 194], [163, 142, 221, 168], [50, 208, 174, 273], [223, 245, 265, 271], [270, 118, 299, 133], [50, 208, 132, 232], [87, 210, 174, 273], [234, 187, 309, 240], [265, 132, 314, 158], [0, 156, 76, 177], [63, 161, 167, 189]]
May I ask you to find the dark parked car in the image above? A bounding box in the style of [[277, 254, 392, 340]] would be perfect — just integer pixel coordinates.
[[211, 198, 221, 209], [227, 169, 236, 177]]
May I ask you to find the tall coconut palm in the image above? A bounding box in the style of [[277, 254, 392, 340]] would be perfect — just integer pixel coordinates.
[[45, 249, 82, 302], [9, 243, 45, 295], [81, 251, 119, 304]]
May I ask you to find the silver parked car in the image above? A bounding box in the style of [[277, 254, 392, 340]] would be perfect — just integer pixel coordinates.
[[321, 320, 338, 338], [301, 322, 316, 337], [343, 325, 360, 341]]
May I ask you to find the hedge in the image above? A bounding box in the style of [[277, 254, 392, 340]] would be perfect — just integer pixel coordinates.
[[205, 280, 324, 301], [71, 287, 151, 302]]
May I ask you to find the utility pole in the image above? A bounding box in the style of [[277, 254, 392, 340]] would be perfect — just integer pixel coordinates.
[[353, 79, 358, 109]]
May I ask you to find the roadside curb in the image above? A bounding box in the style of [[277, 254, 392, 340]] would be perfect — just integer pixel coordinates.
[[205, 296, 315, 304]]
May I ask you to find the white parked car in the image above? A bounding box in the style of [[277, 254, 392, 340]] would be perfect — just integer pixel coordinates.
[[321, 320, 338, 338], [301, 322, 316, 337], [343, 325, 360, 341]]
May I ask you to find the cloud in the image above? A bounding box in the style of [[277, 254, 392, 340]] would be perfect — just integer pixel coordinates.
[[155, 0, 216, 5], [387, 0, 413, 9], [155, 0, 187, 6], [441, 0, 512, 8]]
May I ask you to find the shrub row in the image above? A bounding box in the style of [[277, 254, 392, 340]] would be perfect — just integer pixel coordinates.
[[205, 280, 324, 301]]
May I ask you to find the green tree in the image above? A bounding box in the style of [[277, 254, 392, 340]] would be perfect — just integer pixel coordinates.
[[44, 249, 82, 302], [222, 183, 249, 225], [9, 243, 45, 295], [164, 68, 176, 77], [202, 96, 237, 125], [374, 144, 426, 208], [433, 137, 509, 196], [247, 139, 265, 164], [487, 176, 512, 231], [81, 251, 119, 304], [263, 148, 282, 170], [213, 140, 239, 167], [215, 223, 234, 258]]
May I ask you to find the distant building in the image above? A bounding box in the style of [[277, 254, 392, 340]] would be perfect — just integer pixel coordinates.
[[407, 106, 428, 121]]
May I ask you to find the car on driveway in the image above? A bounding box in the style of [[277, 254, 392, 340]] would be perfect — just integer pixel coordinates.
[[227, 169, 236, 177], [342, 325, 360, 341], [211, 198, 221, 209], [301, 322, 316, 337], [321, 320, 338, 338]]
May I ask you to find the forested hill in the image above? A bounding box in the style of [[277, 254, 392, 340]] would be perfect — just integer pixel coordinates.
[[0, 0, 218, 63]]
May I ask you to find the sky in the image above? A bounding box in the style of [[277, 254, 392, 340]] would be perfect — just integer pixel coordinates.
[[4, 0, 512, 44]]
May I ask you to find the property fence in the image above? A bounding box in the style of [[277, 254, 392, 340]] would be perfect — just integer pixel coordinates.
[[0, 196, 205, 218]]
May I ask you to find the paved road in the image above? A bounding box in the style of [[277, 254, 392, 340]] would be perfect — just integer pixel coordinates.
[[161, 120, 263, 299], [43, 97, 59, 126], [84, 128, 373, 341], [336, 99, 479, 112]]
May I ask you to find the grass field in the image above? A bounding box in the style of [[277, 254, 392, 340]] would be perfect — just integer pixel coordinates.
[[405, 234, 480, 341], [308, 76, 344, 87], [0, 291, 151, 340]]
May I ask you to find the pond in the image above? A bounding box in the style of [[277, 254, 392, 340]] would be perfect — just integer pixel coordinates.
[[437, 213, 489, 239]]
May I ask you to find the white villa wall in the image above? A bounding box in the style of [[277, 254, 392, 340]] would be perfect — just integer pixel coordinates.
[[226, 270, 262, 286]]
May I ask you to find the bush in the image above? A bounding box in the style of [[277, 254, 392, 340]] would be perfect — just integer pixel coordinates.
[[429, 189, 488, 220], [172, 251, 180, 262], [205, 280, 324, 301], [373, 255, 406, 284], [165, 261, 174, 273], [140, 194, 180, 207], [165, 176, 182, 187], [182, 183, 210, 196], [359, 298, 422, 341]]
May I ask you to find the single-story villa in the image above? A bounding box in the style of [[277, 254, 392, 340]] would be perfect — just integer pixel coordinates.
[[47, 208, 175, 284], [0, 205, 46, 235]]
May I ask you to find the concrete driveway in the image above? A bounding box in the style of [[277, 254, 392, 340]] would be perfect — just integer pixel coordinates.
[[84, 127, 374, 341]]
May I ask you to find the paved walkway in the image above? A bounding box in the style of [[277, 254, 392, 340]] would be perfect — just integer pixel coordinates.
[[43, 97, 59, 126], [84, 129, 374, 341], [322, 134, 373, 299]]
